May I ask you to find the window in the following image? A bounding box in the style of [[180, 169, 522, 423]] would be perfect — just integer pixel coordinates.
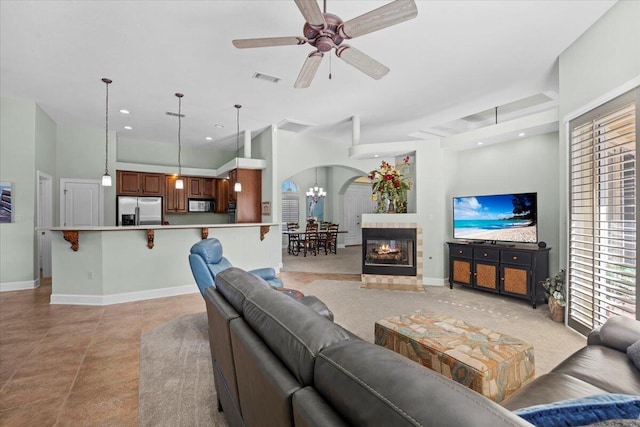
[[568, 88, 638, 335], [282, 180, 299, 228]]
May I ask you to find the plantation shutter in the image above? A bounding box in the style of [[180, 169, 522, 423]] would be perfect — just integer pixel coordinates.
[[282, 198, 299, 229], [568, 88, 638, 335]]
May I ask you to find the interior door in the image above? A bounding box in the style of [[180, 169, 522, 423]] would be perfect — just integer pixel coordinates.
[[61, 179, 102, 227], [37, 172, 53, 277], [343, 183, 375, 246]]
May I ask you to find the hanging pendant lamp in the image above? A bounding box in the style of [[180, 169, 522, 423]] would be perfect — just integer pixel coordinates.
[[101, 78, 112, 187], [234, 104, 242, 193], [306, 167, 326, 201], [175, 93, 184, 190]]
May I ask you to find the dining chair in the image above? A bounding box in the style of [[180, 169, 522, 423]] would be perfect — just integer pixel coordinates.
[[286, 222, 300, 255], [301, 222, 319, 257], [323, 223, 339, 254]]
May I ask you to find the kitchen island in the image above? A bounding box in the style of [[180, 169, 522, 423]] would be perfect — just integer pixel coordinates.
[[44, 223, 281, 305]]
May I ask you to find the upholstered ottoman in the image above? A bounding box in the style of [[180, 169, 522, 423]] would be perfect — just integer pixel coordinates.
[[375, 312, 535, 402]]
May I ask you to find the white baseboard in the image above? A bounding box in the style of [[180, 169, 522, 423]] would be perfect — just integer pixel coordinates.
[[0, 279, 39, 292], [50, 284, 198, 306], [423, 277, 448, 287]]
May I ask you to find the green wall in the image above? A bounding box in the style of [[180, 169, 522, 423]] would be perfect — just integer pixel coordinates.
[[0, 98, 37, 285], [445, 132, 560, 274], [558, 0, 640, 268]]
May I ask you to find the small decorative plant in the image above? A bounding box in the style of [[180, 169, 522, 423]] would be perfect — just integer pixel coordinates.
[[542, 269, 566, 307]]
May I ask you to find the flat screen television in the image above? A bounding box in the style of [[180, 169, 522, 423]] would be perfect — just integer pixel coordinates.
[[453, 192, 538, 243]]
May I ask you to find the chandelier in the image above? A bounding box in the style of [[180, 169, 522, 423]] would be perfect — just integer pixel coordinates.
[[306, 167, 326, 201]]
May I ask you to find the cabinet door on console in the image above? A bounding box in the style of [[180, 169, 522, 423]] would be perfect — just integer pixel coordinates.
[[450, 245, 472, 287], [473, 248, 499, 292], [500, 251, 531, 297]]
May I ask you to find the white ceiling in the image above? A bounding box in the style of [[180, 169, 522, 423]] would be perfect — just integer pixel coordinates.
[[0, 1, 616, 151]]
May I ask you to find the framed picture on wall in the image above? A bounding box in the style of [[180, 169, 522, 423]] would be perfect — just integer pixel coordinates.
[[0, 181, 13, 223], [261, 201, 270, 215]]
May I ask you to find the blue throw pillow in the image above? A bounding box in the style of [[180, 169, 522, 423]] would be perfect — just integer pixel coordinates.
[[514, 394, 640, 427], [628, 340, 640, 370]]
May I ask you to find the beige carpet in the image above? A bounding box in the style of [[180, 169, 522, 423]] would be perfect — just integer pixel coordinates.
[[140, 252, 587, 425]]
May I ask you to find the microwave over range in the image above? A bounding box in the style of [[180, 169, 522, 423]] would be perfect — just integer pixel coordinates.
[[188, 199, 216, 212]]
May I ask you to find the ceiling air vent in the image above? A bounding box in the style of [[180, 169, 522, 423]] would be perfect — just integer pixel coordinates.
[[252, 72, 281, 84], [277, 119, 315, 133]]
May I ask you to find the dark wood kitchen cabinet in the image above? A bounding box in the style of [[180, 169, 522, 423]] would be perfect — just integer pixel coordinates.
[[232, 168, 262, 223], [215, 178, 229, 213], [187, 177, 214, 199], [165, 175, 187, 213], [116, 170, 164, 196]]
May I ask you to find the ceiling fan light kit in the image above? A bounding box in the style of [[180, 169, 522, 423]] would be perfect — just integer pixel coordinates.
[[232, 0, 417, 88]]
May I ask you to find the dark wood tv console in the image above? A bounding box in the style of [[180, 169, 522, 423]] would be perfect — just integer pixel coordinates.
[[447, 241, 550, 308]]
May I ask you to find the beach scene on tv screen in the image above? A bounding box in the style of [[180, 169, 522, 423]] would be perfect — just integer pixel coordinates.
[[454, 193, 537, 243]]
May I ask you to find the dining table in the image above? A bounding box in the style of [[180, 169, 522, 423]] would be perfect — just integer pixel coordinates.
[[283, 228, 347, 256]]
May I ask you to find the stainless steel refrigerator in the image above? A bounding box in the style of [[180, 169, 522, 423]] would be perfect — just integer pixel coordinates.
[[117, 196, 162, 226]]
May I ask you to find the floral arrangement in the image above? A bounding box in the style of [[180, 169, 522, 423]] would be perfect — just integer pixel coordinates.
[[368, 157, 412, 213]]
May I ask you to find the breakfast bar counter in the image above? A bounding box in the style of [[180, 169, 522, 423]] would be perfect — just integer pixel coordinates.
[[42, 223, 281, 305]]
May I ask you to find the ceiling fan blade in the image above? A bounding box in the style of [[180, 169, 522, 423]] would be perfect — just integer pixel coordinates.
[[293, 0, 326, 27], [339, 0, 418, 39], [232, 37, 306, 49], [336, 45, 390, 80], [294, 52, 323, 88]]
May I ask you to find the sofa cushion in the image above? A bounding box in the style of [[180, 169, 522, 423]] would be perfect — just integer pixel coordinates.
[[242, 287, 351, 386], [550, 346, 640, 395], [501, 373, 610, 411], [628, 340, 640, 370], [514, 394, 640, 427], [216, 267, 271, 313], [599, 316, 640, 352], [314, 340, 531, 427]]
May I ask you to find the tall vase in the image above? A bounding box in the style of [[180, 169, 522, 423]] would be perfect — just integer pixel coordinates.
[[388, 200, 395, 213]]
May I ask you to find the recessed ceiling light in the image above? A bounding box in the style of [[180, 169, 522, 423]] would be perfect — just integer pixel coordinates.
[[519, 132, 526, 137], [124, 126, 132, 130], [205, 137, 213, 141], [120, 109, 130, 114], [374, 154, 379, 158], [477, 141, 484, 145], [214, 124, 224, 128]]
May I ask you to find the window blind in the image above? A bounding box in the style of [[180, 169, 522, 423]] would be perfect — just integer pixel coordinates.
[[282, 198, 299, 228], [568, 89, 638, 335]]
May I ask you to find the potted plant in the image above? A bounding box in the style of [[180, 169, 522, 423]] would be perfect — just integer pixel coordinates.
[[542, 269, 566, 322]]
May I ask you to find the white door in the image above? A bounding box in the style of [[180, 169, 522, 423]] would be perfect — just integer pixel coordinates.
[[343, 183, 375, 246], [37, 172, 53, 277], [61, 179, 102, 227]]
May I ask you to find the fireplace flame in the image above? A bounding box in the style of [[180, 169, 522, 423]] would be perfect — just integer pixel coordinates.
[[376, 244, 399, 254]]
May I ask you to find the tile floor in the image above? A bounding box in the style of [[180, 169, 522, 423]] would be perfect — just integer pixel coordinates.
[[0, 271, 358, 426]]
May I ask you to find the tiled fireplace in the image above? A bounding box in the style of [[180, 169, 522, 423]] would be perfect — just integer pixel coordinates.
[[361, 215, 423, 292]]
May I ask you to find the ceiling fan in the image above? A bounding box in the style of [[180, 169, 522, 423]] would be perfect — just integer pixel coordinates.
[[232, 0, 418, 88]]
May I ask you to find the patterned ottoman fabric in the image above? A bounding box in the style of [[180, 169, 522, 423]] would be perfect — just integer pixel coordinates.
[[375, 312, 535, 402]]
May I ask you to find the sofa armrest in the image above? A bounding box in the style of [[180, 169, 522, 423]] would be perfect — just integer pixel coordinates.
[[249, 267, 277, 280], [586, 326, 603, 346], [595, 316, 640, 352]]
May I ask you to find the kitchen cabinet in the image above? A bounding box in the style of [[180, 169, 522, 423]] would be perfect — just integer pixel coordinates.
[[228, 170, 237, 203], [165, 175, 187, 213], [116, 170, 164, 196], [188, 177, 214, 199], [215, 179, 229, 213], [234, 168, 262, 223], [447, 242, 550, 308]]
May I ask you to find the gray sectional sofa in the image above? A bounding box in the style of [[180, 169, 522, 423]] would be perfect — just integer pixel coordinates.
[[203, 267, 640, 427]]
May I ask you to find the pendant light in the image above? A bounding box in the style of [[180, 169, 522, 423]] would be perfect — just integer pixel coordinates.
[[234, 104, 242, 193], [101, 78, 112, 186], [306, 167, 326, 201], [175, 93, 184, 190]]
